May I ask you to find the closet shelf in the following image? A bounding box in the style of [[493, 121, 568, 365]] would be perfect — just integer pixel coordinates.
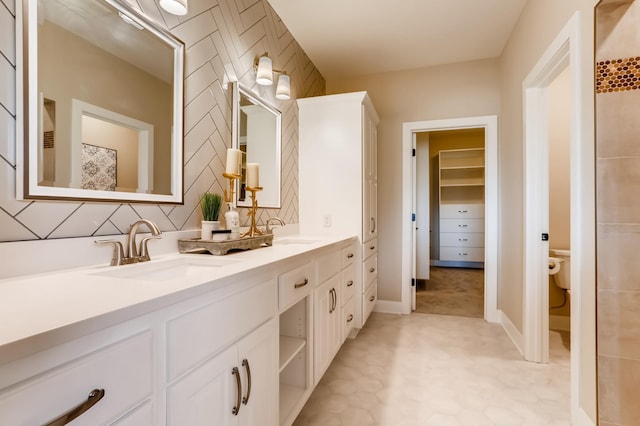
[[279, 335, 306, 373]]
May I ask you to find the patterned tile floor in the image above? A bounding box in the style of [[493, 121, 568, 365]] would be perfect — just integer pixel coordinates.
[[415, 267, 484, 318], [293, 313, 571, 426]]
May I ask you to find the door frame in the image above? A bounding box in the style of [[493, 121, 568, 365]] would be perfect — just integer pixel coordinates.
[[401, 115, 499, 323], [522, 12, 595, 424]]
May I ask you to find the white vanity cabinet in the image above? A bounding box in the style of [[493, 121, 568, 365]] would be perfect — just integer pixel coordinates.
[[166, 278, 278, 426], [298, 91, 380, 330], [0, 329, 154, 426], [167, 319, 277, 426]]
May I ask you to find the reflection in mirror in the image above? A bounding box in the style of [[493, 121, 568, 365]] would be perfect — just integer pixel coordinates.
[[233, 83, 281, 208], [18, 0, 184, 203]]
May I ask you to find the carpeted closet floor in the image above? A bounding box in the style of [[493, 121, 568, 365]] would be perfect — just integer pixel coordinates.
[[415, 266, 484, 318]]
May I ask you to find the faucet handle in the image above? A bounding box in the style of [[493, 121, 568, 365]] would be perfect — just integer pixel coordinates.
[[139, 235, 162, 261], [94, 240, 125, 266]]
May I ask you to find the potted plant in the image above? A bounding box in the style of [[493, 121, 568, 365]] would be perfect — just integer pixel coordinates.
[[200, 192, 223, 240]]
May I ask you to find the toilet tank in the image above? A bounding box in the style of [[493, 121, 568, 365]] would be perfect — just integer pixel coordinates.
[[549, 248, 570, 290]]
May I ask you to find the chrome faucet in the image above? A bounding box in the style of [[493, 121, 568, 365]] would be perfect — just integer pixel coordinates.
[[265, 217, 285, 234], [95, 219, 162, 266]]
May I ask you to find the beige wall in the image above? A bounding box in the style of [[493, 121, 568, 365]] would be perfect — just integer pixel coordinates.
[[595, 1, 640, 424], [327, 58, 500, 301]]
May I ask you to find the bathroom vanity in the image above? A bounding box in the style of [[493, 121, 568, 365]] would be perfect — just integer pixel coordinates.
[[0, 235, 359, 426]]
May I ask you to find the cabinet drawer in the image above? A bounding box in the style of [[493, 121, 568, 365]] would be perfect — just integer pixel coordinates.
[[362, 238, 378, 260], [440, 232, 484, 248], [316, 249, 342, 284], [0, 331, 153, 426], [112, 400, 153, 425], [341, 245, 356, 269], [440, 218, 484, 233], [440, 204, 484, 219], [342, 296, 356, 341], [279, 263, 313, 311], [440, 247, 485, 262], [342, 263, 356, 302], [363, 255, 377, 291], [167, 279, 277, 381], [363, 283, 377, 325]]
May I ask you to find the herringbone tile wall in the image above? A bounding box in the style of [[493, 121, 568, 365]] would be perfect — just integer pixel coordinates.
[[0, 0, 325, 242]]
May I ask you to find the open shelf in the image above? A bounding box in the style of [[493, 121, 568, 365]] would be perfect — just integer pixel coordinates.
[[279, 336, 306, 373], [280, 382, 305, 424]]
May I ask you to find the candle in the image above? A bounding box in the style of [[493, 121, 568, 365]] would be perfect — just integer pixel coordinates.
[[246, 163, 260, 188], [225, 148, 242, 175]]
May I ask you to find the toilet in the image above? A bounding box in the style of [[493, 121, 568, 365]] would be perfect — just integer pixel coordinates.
[[548, 249, 570, 291]]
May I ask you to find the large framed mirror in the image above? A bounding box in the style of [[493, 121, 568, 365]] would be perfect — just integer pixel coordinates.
[[17, 0, 184, 203], [232, 83, 282, 208]]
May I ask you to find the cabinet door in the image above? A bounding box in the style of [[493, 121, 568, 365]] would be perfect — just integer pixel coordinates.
[[313, 275, 342, 384], [167, 346, 238, 426], [237, 319, 278, 426]]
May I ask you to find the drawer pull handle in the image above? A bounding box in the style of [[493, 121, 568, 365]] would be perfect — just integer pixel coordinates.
[[294, 278, 309, 289], [370, 268, 375, 273], [458, 210, 468, 213], [347, 253, 354, 259], [45, 388, 105, 426], [370, 245, 376, 250], [370, 217, 376, 233], [459, 253, 469, 256], [458, 238, 468, 242], [232, 367, 242, 416], [242, 359, 252, 405], [347, 280, 354, 287], [369, 295, 376, 302], [347, 314, 354, 323], [458, 224, 468, 228]]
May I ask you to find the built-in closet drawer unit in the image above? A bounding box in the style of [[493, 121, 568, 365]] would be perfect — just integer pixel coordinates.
[[439, 232, 485, 248], [0, 331, 153, 426], [279, 262, 313, 311], [341, 245, 356, 269], [342, 295, 356, 339], [440, 247, 485, 262], [440, 218, 484, 233], [342, 263, 356, 303], [166, 279, 277, 381], [440, 204, 485, 219]]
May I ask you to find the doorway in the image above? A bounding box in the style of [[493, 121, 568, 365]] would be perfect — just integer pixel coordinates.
[[401, 115, 499, 323], [415, 129, 486, 318]]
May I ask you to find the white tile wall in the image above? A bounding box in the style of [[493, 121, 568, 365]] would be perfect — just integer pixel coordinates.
[[0, 0, 325, 243]]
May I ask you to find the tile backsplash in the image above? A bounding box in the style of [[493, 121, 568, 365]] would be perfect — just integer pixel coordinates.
[[0, 0, 325, 243]]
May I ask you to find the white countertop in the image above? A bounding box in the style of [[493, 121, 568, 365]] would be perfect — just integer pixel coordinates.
[[0, 234, 356, 364]]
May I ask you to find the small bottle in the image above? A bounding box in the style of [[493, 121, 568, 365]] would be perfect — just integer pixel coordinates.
[[225, 205, 240, 240]]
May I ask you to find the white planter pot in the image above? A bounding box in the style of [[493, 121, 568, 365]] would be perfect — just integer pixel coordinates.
[[201, 220, 220, 240]]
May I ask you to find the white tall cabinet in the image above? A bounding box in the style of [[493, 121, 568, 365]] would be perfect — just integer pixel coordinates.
[[298, 92, 379, 330]]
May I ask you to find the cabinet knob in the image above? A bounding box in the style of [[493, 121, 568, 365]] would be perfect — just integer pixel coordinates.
[[369, 295, 375, 302], [347, 253, 354, 259], [45, 389, 105, 426], [370, 268, 375, 273], [347, 314, 354, 323], [347, 280, 354, 287]]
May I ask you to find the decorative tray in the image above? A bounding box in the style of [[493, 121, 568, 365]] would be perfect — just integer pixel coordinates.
[[178, 234, 273, 256]]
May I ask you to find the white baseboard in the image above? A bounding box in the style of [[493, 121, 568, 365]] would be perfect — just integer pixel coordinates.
[[574, 406, 595, 426], [373, 300, 405, 315], [499, 310, 524, 356], [549, 315, 571, 331]]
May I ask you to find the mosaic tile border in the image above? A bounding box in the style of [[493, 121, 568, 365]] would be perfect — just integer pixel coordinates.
[[596, 56, 640, 93]]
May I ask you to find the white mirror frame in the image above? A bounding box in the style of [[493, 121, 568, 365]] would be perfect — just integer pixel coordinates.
[[15, 0, 185, 204], [232, 83, 282, 209]]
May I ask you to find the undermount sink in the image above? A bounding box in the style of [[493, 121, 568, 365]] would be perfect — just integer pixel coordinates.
[[273, 238, 320, 245], [91, 257, 242, 282]]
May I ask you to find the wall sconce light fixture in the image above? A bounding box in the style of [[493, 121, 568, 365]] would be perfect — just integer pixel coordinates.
[[159, 0, 188, 16], [255, 54, 291, 100]]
